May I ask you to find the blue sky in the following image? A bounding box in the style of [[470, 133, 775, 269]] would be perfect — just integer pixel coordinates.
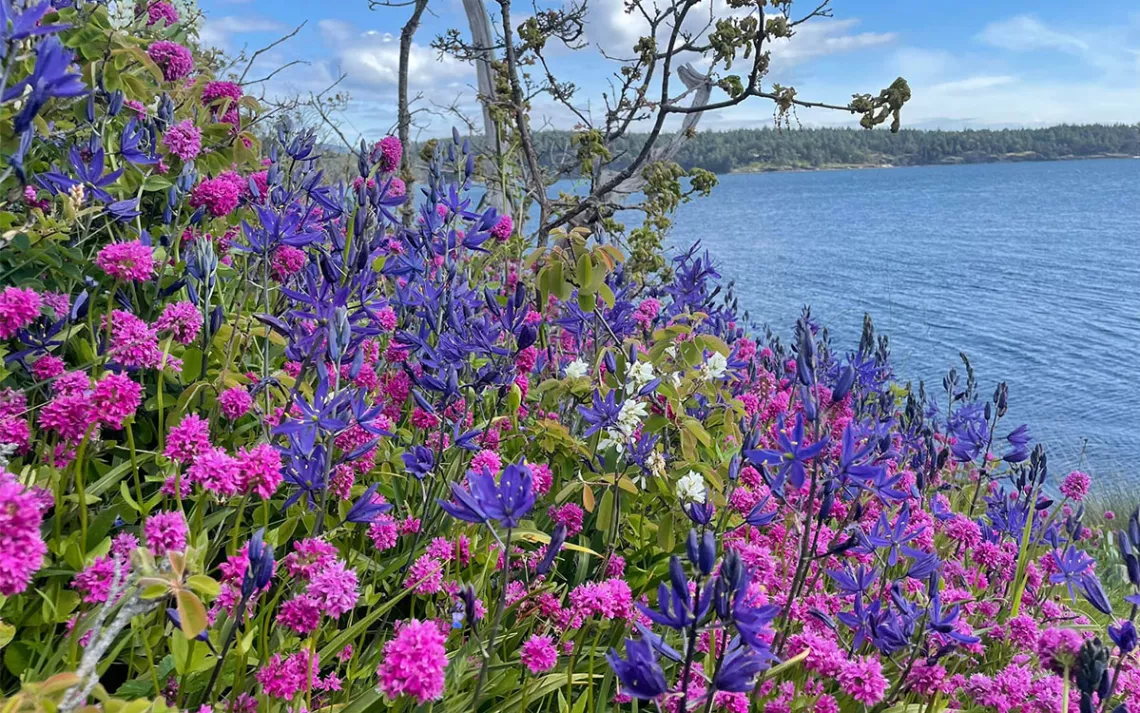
[[197, 0, 1140, 141]]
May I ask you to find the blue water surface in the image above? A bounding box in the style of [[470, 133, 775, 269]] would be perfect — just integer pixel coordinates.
[[663, 159, 1140, 488]]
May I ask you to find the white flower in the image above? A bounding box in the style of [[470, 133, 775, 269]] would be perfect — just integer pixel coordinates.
[[616, 399, 648, 434], [628, 361, 656, 389], [702, 352, 728, 381], [647, 451, 667, 479], [676, 470, 707, 504], [564, 359, 589, 379]]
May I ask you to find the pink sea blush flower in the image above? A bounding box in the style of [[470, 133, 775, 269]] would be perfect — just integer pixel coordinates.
[[144, 510, 188, 557], [838, 655, 888, 705], [256, 650, 319, 700], [218, 386, 252, 420], [278, 595, 321, 635], [283, 538, 338, 580], [1060, 470, 1090, 502], [0, 472, 49, 595], [190, 176, 241, 217], [72, 555, 126, 604], [31, 354, 65, 381], [520, 634, 557, 674], [374, 306, 397, 331], [92, 372, 143, 429], [164, 413, 212, 463], [0, 287, 42, 339], [147, 40, 193, 81], [549, 502, 584, 537], [38, 391, 94, 441], [530, 462, 553, 495], [237, 443, 282, 499], [307, 560, 359, 617], [41, 291, 69, 316], [271, 246, 306, 280], [491, 214, 513, 241], [405, 555, 444, 595], [105, 310, 171, 371], [470, 449, 501, 473], [376, 619, 447, 704], [155, 301, 203, 344], [369, 515, 399, 551], [145, 0, 179, 26], [372, 136, 402, 173], [163, 119, 202, 161], [187, 446, 242, 497]]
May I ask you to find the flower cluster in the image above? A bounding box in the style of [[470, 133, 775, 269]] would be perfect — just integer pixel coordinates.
[[0, 8, 1131, 713]]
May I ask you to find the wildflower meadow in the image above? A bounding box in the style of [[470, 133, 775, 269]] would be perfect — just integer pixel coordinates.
[[0, 2, 1136, 713]]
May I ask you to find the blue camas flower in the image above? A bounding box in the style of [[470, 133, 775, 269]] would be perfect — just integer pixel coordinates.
[[3, 36, 86, 133], [606, 637, 668, 700], [438, 462, 535, 529], [745, 412, 829, 491]]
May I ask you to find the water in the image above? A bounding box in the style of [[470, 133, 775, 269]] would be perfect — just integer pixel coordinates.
[[664, 159, 1140, 490]]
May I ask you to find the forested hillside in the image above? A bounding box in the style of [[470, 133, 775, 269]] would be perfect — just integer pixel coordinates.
[[529, 123, 1140, 173]]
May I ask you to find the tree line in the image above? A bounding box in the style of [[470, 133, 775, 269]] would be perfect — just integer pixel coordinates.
[[526, 123, 1140, 174]]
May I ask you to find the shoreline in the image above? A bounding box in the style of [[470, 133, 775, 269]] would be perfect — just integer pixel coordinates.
[[727, 152, 1139, 174]]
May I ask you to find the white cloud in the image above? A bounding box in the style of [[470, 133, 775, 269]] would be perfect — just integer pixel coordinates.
[[928, 75, 1017, 93], [318, 20, 472, 88], [199, 15, 288, 51], [978, 15, 1088, 54]]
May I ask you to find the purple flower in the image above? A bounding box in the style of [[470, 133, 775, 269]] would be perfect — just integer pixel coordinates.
[[606, 637, 668, 700], [438, 462, 535, 529], [3, 36, 86, 133], [744, 412, 829, 491]]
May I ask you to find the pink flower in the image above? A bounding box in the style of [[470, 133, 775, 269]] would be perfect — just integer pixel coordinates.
[[520, 634, 557, 674], [155, 301, 203, 345], [492, 214, 513, 241], [549, 502, 585, 537], [838, 656, 888, 705], [373, 136, 402, 173], [0, 287, 41, 339], [530, 463, 553, 495], [271, 246, 306, 280], [470, 449, 501, 474], [1060, 471, 1090, 502], [0, 472, 48, 595], [237, 443, 282, 499], [307, 560, 359, 617], [374, 306, 397, 332], [369, 516, 399, 551], [376, 619, 447, 704], [163, 119, 202, 161], [278, 596, 321, 634], [72, 555, 122, 604], [144, 510, 188, 557], [190, 176, 241, 217], [405, 555, 444, 595], [147, 40, 194, 81], [92, 372, 142, 429], [106, 310, 170, 371], [187, 447, 242, 497], [218, 386, 252, 420], [283, 538, 338, 580], [201, 81, 242, 127], [31, 355, 65, 381], [257, 651, 319, 700], [164, 413, 212, 464], [39, 391, 94, 441], [145, 0, 179, 25]]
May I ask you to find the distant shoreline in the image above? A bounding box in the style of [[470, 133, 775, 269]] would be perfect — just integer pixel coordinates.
[[728, 152, 1140, 174]]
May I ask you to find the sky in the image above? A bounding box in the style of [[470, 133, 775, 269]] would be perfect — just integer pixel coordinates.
[[196, 0, 1140, 142]]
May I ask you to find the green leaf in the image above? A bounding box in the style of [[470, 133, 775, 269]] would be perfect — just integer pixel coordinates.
[[186, 575, 220, 599], [176, 590, 208, 639], [596, 487, 614, 534], [142, 175, 173, 192], [575, 253, 593, 288]]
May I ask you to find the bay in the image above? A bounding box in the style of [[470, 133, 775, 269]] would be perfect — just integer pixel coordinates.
[[665, 158, 1140, 490]]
